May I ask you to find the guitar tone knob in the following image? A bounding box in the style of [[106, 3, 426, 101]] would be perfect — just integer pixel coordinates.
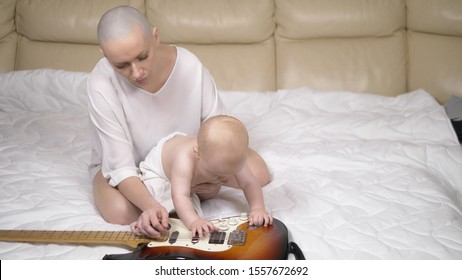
[[239, 212, 248, 221], [218, 222, 229, 231], [227, 218, 238, 226]]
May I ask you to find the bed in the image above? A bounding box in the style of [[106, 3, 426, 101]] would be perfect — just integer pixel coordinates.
[[1, 0, 462, 260], [1, 69, 461, 260]]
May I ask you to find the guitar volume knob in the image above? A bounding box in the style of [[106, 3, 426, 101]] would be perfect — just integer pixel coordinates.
[[239, 212, 248, 221]]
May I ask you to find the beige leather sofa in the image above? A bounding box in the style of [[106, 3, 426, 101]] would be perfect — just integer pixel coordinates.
[[1, 0, 461, 103]]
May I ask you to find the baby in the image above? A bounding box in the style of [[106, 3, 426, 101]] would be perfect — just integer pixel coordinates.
[[133, 115, 272, 237]]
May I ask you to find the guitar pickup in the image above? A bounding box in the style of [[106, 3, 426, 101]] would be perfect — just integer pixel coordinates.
[[168, 231, 179, 244], [208, 231, 226, 244], [227, 230, 246, 246]]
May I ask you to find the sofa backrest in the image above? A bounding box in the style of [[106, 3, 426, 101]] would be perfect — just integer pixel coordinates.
[[1, 0, 461, 103]]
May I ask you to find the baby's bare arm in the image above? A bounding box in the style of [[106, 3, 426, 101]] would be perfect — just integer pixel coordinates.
[[169, 155, 217, 237], [236, 164, 273, 226], [171, 183, 217, 237]]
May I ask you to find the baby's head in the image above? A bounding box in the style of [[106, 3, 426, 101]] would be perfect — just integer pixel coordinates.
[[196, 115, 249, 176]]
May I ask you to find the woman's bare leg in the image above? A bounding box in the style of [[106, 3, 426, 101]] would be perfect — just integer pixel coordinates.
[[92, 169, 141, 225]]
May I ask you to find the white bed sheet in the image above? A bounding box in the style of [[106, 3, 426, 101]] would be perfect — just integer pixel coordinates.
[[0, 69, 461, 259]]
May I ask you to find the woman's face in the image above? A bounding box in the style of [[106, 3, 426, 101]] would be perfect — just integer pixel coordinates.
[[101, 26, 158, 92]]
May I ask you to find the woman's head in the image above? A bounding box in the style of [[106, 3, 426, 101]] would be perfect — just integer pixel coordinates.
[[97, 6, 152, 46], [97, 6, 159, 90]]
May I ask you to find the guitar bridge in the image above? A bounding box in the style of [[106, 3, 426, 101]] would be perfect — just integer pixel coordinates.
[[227, 230, 246, 246]]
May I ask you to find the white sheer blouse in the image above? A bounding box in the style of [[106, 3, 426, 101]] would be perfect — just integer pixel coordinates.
[[87, 47, 227, 186]]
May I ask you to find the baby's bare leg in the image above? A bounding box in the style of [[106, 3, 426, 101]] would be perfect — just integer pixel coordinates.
[[248, 148, 272, 187], [192, 149, 271, 200], [225, 148, 272, 189]]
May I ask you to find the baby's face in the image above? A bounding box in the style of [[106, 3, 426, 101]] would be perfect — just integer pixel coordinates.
[[197, 153, 244, 183]]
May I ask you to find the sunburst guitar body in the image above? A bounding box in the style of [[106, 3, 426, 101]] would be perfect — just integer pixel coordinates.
[[104, 215, 289, 260]]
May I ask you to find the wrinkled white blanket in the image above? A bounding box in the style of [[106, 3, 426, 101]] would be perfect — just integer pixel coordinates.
[[1, 69, 461, 259]]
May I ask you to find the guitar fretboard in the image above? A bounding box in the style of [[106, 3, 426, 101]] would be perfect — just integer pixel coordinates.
[[0, 229, 166, 248]]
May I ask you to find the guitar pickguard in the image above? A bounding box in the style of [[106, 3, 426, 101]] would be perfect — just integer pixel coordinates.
[[146, 216, 249, 252]]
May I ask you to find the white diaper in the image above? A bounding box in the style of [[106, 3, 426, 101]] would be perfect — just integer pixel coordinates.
[[139, 132, 185, 182], [139, 132, 202, 216]]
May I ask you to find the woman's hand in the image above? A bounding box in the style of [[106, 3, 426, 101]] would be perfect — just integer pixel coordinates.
[[130, 203, 169, 239]]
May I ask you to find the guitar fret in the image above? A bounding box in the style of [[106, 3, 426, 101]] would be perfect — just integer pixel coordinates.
[[121, 232, 132, 240], [41, 231, 55, 238], [69, 231, 82, 239], [19, 230, 33, 238], [94, 231, 107, 240], [103, 231, 113, 240], [62, 231, 73, 239], [116, 231, 124, 240]]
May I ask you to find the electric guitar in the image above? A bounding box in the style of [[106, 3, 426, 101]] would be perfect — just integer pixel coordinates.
[[0, 215, 304, 260]]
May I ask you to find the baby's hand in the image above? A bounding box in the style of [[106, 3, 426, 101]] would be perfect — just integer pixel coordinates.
[[189, 218, 218, 238], [249, 208, 273, 227]]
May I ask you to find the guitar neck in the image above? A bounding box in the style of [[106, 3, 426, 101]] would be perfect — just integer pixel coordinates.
[[0, 229, 165, 249]]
